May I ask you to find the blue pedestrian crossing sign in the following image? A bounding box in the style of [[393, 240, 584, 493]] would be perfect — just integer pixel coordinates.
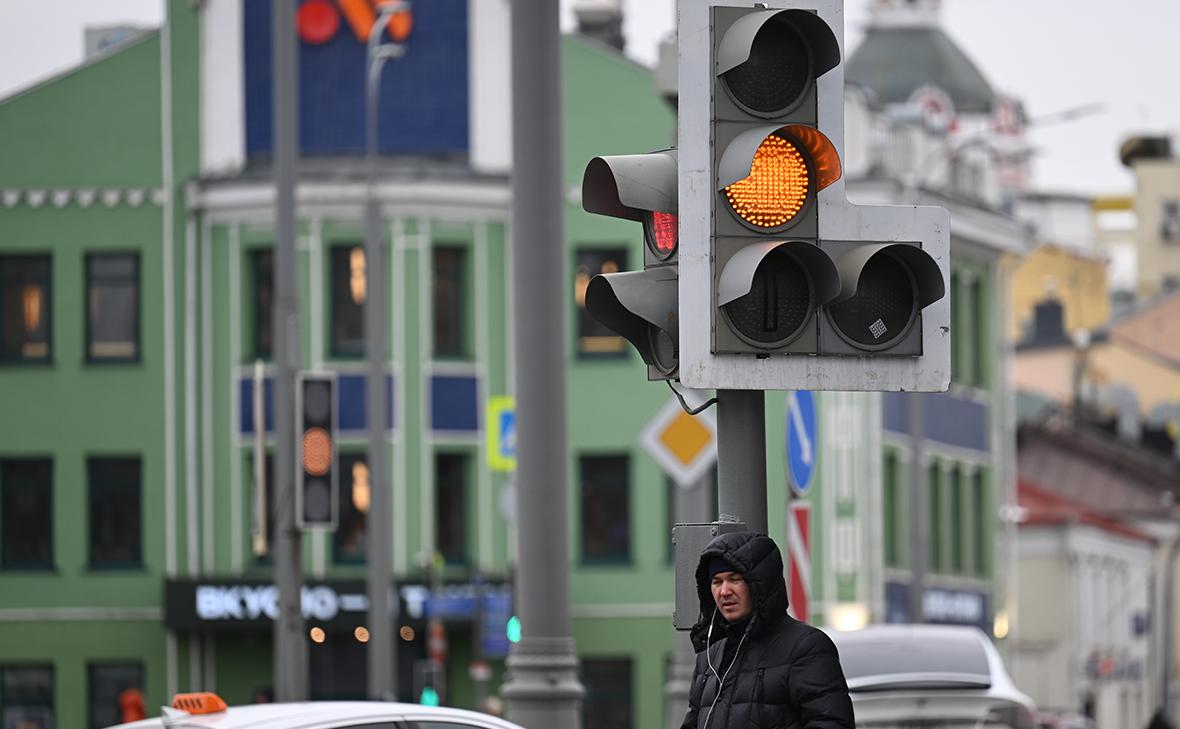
[[487, 396, 516, 472], [786, 391, 817, 496]]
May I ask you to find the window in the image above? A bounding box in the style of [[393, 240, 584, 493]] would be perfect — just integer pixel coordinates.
[[927, 462, 942, 573], [0, 459, 52, 569], [88, 457, 142, 568], [432, 246, 468, 359], [85, 253, 139, 362], [330, 244, 366, 357], [251, 249, 274, 359], [882, 451, 902, 568], [0, 665, 53, 729], [580, 455, 630, 564], [1161, 200, 1180, 242], [0, 255, 51, 363], [435, 453, 469, 565], [949, 465, 964, 574], [335, 453, 368, 563], [574, 248, 628, 356], [972, 470, 988, 577], [970, 275, 987, 387], [582, 658, 633, 729], [88, 662, 143, 729]]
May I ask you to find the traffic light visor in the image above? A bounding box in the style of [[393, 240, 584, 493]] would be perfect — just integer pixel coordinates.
[[582, 150, 678, 223], [826, 243, 946, 350], [585, 268, 679, 375], [719, 126, 840, 232], [717, 9, 841, 118]]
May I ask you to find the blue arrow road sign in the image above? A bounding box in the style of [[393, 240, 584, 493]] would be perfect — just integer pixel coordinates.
[[786, 391, 817, 496]]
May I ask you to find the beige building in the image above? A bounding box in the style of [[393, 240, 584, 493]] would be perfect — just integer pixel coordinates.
[[1119, 136, 1180, 298]]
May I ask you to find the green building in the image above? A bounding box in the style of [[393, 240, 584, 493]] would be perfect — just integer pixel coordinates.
[[0, 2, 1021, 728]]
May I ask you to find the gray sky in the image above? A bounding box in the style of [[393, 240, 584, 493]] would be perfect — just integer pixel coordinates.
[[2, 1, 1176, 197]]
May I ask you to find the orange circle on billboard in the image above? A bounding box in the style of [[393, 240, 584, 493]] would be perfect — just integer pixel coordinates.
[[302, 427, 332, 476], [724, 134, 811, 229]]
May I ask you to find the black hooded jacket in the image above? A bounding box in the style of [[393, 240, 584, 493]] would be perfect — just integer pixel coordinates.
[[680, 532, 854, 729]]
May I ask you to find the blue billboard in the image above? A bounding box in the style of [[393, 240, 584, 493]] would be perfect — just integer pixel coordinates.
[[243, 0, 470, 159]]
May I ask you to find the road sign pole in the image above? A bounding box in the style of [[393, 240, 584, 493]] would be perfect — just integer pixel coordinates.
[[716, 389, 767, 534]]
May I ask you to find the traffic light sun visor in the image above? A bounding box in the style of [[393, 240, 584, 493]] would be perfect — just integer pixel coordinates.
[[582, 152, 678, 222], [716, 9, 841, 118]]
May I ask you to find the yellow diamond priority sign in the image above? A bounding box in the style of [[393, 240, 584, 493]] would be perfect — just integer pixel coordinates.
[[640, 396, 718, 487]]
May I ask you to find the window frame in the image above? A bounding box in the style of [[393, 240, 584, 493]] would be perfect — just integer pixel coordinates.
[[581, 656, 634, 729], [434, 451, 471, 567], [578, 454, 632, 566], [86, 661, 145, 729], [333, 450, 369, 565], [87, 456, 143, 570], [329, 243, 367, 359], [431, 244, 471, 361], [0, 253, 52, 365], [0, 458, 54, 571], [250, 247, 274, 362], [574, 246, 631, 360], [0, 663, 55, 729], [84, 251, 141, 364]]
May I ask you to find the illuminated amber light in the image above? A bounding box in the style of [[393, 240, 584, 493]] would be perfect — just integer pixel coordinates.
[[400, 625, 417, 641], [351, 461, 371, 514], [302, 427, 333, 476], [724, 135, 810, 228], [310, 626, 326, 643], [354, 626, 371, 642]]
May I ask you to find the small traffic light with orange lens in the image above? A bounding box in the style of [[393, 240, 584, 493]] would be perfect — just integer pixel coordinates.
[[296, 372, 338, 529]]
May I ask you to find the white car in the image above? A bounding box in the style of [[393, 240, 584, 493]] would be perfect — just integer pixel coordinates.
[[826, 624, 1038, 729], [108, 694, 527, 729]]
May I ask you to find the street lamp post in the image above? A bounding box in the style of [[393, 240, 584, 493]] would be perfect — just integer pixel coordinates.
[[364, 2, 408, 701]]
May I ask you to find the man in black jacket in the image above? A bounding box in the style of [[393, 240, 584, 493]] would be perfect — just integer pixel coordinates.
[[680, 531, 854, 729]]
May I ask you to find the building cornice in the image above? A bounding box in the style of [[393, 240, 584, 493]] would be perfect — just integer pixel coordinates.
[[0, 187, 165, 210]]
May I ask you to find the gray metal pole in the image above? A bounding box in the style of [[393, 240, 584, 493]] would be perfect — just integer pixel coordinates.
[[501, 0, 584, 725], [363, 5, 405, 701], [665, 472, 714, 729], [716, 390, 767, 534], [271, 0, 307, 702], [906, 394, 927, 623], [1163, 537, 1180, 716]]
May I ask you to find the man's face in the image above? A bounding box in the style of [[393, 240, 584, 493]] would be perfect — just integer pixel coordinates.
[[711, 570, 752, 622]]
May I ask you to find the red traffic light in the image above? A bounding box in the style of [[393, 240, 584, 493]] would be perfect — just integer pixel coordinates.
[[645, 211, 678, 259]]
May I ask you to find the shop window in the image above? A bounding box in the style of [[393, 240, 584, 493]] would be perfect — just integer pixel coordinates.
[[0, 255, 51, 363], [334, 453, 368, 564], [0, 459, 53, 569], [580, 455, 630, 564], [87, 662, 144, 729], [432, 246, 468, 359], [330, 244, 366, 357], [574, 248, 628, 357], [85, 253, 139, 362], [0, 665, 53, 729], [88, 457, 142, 568], [582, 657, 633, 729], [435, 453, 469, 565], [251, 249, 274, 360]]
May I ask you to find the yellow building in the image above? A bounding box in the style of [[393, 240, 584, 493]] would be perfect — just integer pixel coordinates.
[[1006, 244, 1110, 345]]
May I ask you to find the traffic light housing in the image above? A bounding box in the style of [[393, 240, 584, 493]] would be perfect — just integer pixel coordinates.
[[296, 372, 338, 529], [581, 149, 681, 380], [677, 0, 950, 392]]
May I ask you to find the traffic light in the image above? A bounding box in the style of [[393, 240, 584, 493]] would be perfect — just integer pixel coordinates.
[[296, 372, 338, 529], [581, 149, 680, 380], [677, 0, 950, 392]]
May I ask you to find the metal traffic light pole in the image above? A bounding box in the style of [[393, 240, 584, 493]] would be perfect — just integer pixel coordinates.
[[271, 0, 308, 701], [501, 0, 585, 725], [716, 391, 768, 534]]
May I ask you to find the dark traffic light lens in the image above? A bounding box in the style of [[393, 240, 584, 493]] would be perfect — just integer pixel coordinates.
[[722, 19, 810, 116], [647, 325, 677, 375], [826, 253, 917, 347], [302, 477, 332, 523], [722, 248, 812, 346], [304, 380, 332, 423]]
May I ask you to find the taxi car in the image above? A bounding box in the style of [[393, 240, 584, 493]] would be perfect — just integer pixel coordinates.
[[826, 624, 1038, 729], [107, 693, 528, 729]]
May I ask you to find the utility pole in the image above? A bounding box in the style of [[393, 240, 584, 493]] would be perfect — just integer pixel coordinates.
[[271, 0, 307, 701], [716, 391, 768, 533], [665, 473, 714, 729], [906, 395, 928, 624], [364, 2, 407, 702], [500, 0, 585, 725]]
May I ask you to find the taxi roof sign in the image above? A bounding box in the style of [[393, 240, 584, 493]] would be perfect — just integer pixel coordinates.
[[171, 693, 228, 715]]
